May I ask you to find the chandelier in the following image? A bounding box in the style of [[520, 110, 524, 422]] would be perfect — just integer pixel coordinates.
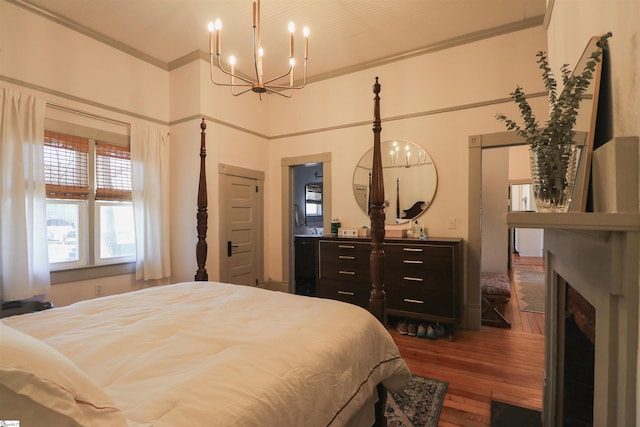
[[207, 0, 309, 99]]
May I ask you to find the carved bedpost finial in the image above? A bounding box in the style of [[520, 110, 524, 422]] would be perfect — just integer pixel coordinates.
[[195, 118, 209, 281]]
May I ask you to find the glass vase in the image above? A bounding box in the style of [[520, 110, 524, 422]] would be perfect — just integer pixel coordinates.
[[529, 144, 579, 213]]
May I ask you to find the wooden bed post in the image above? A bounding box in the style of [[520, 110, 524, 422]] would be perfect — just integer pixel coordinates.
[[369, 77, 386, 325], [195, 118, 209, 281], [370, 77, 388, 427]]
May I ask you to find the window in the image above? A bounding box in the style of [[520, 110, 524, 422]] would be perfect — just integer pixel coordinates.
[[45, 129, 135, 270]]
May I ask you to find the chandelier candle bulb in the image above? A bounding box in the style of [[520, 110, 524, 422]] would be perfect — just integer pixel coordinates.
[[208, 23, 214, 55], [215, 19, 221, 55], [303, 27, 309, 59], [289, 22, 295, 58]]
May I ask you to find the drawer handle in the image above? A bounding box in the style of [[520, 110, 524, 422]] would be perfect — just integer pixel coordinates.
[[339, 255, 356, 260], [403, 248, 424, 252], [338, 244, 355, 249], [339, 270, 356, 275], [404, 298, 424, 304], [403, 276, 424, 282], [338, 290, 355, 296], [403, 260, 424, 264]]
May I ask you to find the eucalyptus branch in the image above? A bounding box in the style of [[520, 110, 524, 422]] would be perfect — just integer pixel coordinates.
[[496, 32, 612, 151]]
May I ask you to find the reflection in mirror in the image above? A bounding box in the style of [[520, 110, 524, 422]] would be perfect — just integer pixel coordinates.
[[305, 183, 322, 217], [511, 183, 536, 212], [353, 140, 437, 223]]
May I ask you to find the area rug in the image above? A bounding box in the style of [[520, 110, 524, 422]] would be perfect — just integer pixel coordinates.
[[385, 374, 448, 427], [514, 269, 545, 313], [490, 400, 541, 427]]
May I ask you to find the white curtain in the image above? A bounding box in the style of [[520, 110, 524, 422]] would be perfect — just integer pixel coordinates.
[[131, 123, 171, 280], [0, 88, 50, 301]]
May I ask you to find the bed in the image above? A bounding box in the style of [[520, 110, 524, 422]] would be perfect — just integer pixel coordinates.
[[0, 79, 409, 426]]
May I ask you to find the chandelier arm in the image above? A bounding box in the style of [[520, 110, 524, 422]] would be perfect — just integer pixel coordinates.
[[209, 56, 253, 87], [267, 81, 306, 90], [268, 61, 308, 89], [262, 65, 293, 86], [232, 87, 256, 96], [215, 55, 256, 86], [264, 60, 307, 89], [265, 87, 293, 98]]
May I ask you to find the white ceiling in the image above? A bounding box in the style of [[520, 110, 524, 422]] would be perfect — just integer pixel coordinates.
[[16, 0, 546, 82]]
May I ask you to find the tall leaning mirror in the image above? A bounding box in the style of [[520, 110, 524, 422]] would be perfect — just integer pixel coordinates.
[[353, 139, 437, 224]]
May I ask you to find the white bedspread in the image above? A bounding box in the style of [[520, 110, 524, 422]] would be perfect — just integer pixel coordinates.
[[4, 282, 411, 426]]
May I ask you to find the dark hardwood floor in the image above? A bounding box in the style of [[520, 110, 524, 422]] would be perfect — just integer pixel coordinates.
[[390, 255, 545, 426]]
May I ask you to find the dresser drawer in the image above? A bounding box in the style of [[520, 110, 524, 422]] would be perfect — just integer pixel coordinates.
[[386, 285, 454, 318], [319, 240, 371, 283], [319, 240, 370, 260], [316, 281, 370, 308], [384, 266, 453, 288], [384, 243, 454, 270]]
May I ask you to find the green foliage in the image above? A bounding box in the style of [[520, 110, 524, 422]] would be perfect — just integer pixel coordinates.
[[496, 32, 612, 151]]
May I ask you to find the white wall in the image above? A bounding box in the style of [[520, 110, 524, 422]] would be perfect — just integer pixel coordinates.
[[481, 148, 509, 274], [546, 0, 640, 422], [547, 0, 639, 139], [0, 1, 169, 122]]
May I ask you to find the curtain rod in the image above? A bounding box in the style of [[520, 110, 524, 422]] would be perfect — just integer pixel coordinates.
[[46, 102, 131, 128]]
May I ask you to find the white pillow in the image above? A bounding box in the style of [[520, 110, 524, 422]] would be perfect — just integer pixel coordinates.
[[0, 322, 128, 426]]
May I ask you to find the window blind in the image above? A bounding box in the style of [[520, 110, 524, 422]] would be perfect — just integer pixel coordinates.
[[44, 131, 89, 199], [95, 141, 132, 201]]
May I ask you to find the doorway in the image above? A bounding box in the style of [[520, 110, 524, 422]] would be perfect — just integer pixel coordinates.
[[468, 131, 526, 329], [292, 163, 324, 235], [469, 132, 547, 331], [218, 163, 264, 287], [281, 153, 331, 293]]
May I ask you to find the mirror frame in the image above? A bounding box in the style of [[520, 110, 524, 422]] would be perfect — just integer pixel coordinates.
[[353, 139, 437, 222]]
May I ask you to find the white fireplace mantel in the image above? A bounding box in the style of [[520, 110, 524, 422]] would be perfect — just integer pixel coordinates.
[[506, 212, 640, 232], [507, 212, 640, 426]]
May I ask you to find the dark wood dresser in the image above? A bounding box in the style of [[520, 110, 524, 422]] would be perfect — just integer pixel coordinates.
[[317, 236, 463, 328], [294, 236, 320, 296]]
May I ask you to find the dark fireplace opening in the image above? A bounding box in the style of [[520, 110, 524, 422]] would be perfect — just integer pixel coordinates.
[[563, 284, 595, 427]]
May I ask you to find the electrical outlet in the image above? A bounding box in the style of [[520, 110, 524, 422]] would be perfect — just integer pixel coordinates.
[[95, 283, 103, 297], [447, 217, 456, 229]]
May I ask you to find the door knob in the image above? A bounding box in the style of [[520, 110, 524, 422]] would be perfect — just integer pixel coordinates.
[[227, 241, 239, 257]]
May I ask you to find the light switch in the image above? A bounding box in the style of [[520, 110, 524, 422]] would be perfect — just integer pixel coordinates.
[[447, 217, 456, 229]]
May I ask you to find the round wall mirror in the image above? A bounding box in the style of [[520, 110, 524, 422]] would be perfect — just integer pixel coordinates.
[[353, 139, 437, 223]]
